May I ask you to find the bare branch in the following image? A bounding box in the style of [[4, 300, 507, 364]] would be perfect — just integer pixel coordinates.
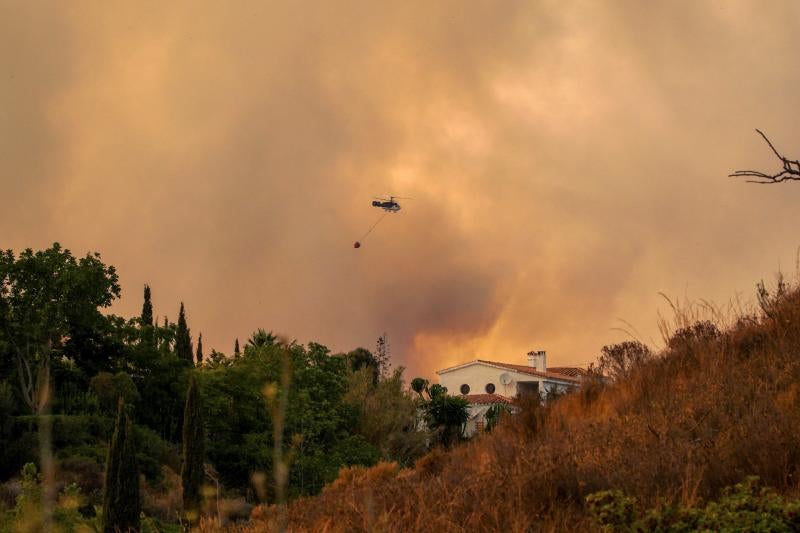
[[755, 128, 782, 160], [729, 129, 800, 184]]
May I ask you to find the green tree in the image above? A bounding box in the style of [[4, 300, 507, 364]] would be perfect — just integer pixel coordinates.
[[234, 338, 240, 357], [428, 383, 447, 399], [416, 384, 469, 448], [182, 374, 205, 525], [206, 349, 227, 367], [196, 333, 204, 365], [247, 328, 277, 350], [159, 316, 173, 353], [139, 285, 155, 347], [410, 377, 429, 398], [103, 400, 140, 533], [484, 403, 511, 432], [127, 337, 188, 442], [198, 341, 378, 496], [345, 347, 379, 384], [141, 285, 153, 327], [90, 372, 140, 414], [0, 243, 120, 413], [175, 303, 193, 364], [343, 367, 428, 466]]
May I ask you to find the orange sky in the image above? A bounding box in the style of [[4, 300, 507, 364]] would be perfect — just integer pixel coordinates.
[[2, 1, 800, 378]]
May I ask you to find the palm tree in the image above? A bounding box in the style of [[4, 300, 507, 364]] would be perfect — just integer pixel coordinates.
[[410, 378, 429, 398], [247, 328, 277, 349]]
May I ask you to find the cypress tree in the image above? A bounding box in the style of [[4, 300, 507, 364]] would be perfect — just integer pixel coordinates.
[[196, 333, 204, 365], [160, 316, 171, 352], [141, 285, 154, 346], [175, 302, 193, 363], [103, 400, 140, 533], [181, 375, 205, 525], [234, 338, 240, 357], [141, 285, 153, 327]]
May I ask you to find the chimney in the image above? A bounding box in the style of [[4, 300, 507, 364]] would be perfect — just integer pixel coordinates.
[[527, 350, 547, 372]]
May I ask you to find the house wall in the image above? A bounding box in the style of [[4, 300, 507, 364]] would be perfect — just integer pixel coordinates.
[[539, 380, 573, 398], [464, 404, 492, 438], [440, 363, 577, 439], [439, 363, 523, 398], [439, 363, 577, 400]]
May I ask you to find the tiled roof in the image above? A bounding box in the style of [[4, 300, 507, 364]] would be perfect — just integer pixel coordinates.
[[475, 360, 581, 383], [437, 359, 582, 383], [546, 366, 590, 378], [463, 393, 513, 405]]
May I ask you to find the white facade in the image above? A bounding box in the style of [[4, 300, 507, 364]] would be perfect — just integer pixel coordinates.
[[439, 362, 521, 398], [438, 362, 578, 401], [437, 351, 583, 437], [464, 403, 497, 438]]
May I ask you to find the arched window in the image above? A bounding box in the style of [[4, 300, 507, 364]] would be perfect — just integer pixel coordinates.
[[460, 384, 470, 395], [485, 383, 495, 394]]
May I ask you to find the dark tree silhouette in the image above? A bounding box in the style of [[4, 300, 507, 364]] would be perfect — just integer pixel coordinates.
[[346, 347, 380, 384], [234, 338, 240, 357], [182, 374, 205, 525], [160, 316, 171, 352], [196, 333, 204, 365], [140, 284, 155, 346], [102, 400, 140, 533], [419, 384, 469, 448], [247, 328, 277, 349], [175, 302, 193, 363], [410, 377, 429, 398], [598, 341, 651, 381], [141, 284, 153, 327], [730, 129, 800, 184]]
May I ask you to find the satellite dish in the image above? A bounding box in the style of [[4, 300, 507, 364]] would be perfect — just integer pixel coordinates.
[[499, 373, 512, 385]]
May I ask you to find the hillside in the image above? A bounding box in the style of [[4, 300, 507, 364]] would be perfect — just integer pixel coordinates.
[[246, 283, 800, 532]]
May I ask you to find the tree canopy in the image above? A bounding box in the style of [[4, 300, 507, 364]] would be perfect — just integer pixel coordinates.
[[0, 243, 121, 413], [0, 243, 451, 526]]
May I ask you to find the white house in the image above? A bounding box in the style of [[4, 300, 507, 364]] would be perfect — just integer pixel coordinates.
[[436, 350, 587, 437]]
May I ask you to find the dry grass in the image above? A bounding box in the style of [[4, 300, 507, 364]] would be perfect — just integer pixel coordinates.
[[236, 283, 800, 532]]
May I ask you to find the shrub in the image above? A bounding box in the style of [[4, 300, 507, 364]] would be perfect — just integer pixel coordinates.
[[2, 463, 91, 532], [90, 372, 141, 414], [597, 341, 652, 381], [6, 415, 171, 486], [484, 403, 512, 432], [588, 477, 800, 532], [586, 490, 636, 530]]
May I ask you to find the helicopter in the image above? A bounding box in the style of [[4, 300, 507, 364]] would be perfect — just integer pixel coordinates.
[[354, 195, 411, 248], [371, 196, 410, 213]]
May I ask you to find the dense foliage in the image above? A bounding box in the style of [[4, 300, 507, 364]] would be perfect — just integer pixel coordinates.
[[198, 341, 382, 498], [411, 380, 469, 448], [587, 477, 800, 532], [0, 243, 433, 528], [0, 244, 121, 414]]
